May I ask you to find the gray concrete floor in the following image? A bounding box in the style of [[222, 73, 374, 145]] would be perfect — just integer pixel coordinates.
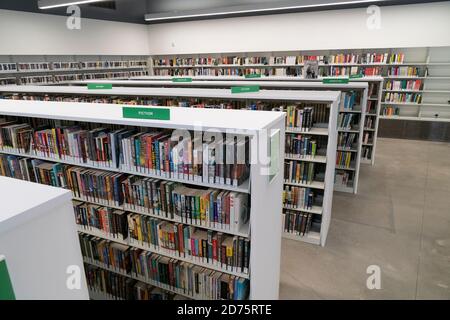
[[280, 138, 450, 299]]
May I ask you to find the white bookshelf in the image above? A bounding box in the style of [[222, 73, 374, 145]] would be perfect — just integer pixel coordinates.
[[147, 46, 450, 123], [0, 176, 88, 299], [65, 79, 366, 193], [381, 47, 450, 122], [0, 87, 339, 250], [0, 57, 149, 86], [126, 76, 384, 165], [0, 93, 288, 299]]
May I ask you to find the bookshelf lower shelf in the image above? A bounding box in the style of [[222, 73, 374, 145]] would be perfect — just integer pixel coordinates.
[[282, 231, 321, 245], [334, 184, 354, 193], [284, 180, 325, 190], [282, 205, 323, 215], [83, 258, 194, 300], [77, 227, 250, 279]]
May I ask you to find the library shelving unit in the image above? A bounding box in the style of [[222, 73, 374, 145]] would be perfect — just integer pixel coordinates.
[[379, 49, 450, 122], [129, 75, 383, 166], [148, 46, 450, 142], [65, 79, 365, 193], [0, 176, 88, 299], [0, 59, 149, 86], [0, 95, 285, 299], [0, 85, 339, 247]]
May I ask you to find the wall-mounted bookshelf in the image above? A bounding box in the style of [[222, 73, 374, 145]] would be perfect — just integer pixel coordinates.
[[0, 96, 287, 299], [380, 47, 450, 121], [0, 56, 149, 86], [0, 85, 339, 247], [66, 79, 366, 192], [148, 46, 450, 124]]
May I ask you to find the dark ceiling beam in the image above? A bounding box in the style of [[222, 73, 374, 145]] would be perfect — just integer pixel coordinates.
[[144, 0, 449, 24]]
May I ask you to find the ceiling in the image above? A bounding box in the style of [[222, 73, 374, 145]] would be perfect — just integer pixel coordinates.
[[0, 0, 447, 24]]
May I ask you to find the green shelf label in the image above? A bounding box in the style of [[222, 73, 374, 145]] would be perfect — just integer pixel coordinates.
[[172, 77, 192, 82], [322, 78, 349, 84], [350, 74, 364, 79], [87, 83, 112, 90], [231, 85, 260, 94], [123, 107, 170, 120], [244, 74, 262, 79], [0, 257, 15, 300]]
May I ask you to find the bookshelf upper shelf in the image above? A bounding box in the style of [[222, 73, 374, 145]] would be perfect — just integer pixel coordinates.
[[0, 85, 340, 104], [66, 79, 369, 90], [130, 75, 385, 82], [0, 99, 287, 133]]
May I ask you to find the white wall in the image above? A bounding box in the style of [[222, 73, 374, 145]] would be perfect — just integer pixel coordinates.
[[147, 1, 450, 55], [0, 9, 149, 55]]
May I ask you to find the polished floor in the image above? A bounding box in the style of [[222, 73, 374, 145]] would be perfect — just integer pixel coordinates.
[[280, 138, 450, 299]]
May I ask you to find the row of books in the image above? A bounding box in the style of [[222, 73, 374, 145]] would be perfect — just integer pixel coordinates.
[[340, 91, 359, 110], [283, 160, 318, 185], [0, 153, 250, 235], [366, 100, 376, 114], [156, 68, 277, 77], [284, 106, 315, 131], [338, 113, 359, 130], [285, 134, 318, 158], [0, 61, 147, 72], [75, 201, 250, 273], [17, 62, 50, 71], [154, 56, 269, 67], [74, 202, 128, 239], [127, 215, 250, 273], [122, 177, 249, 232], [0, 120, 251, 187], [337, 132, 357, 150], [153, 52, 407, 67], [329, 66, 359, 77], [327, 53, 362, 64], [361, 146, 372, 160], [382, 106, 399, 116], [0, 63, 17, 71], [364, 117, 374, 130], [335, 171, 352, 187], [385, 79, 422, 91], [383, 92, 422, 103], [269, 56, 298, 65], [329, 66, 382, 77], [0, 78, 15, 86], [282, 211, 314, 237], [387, 66, 421, 77], [282, 186, 317, 210], [2, 94, 155, 105], [85, 264, 185, 300], [363, 132, 372, 145], [336, 151, 354, 168], [83, 240, 249, 300], [16, 71, 147, 85], [368, 82, 380, 98]]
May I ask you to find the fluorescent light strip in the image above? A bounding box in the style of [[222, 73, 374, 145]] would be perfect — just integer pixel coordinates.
[[145, 0, 386, 21], [38, 0, 109, 10]]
